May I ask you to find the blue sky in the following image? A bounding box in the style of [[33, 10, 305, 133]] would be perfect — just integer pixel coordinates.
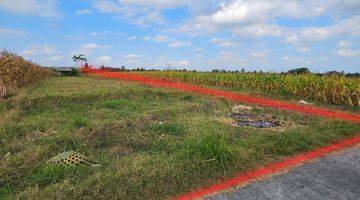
[[0, 0, 359, 72]]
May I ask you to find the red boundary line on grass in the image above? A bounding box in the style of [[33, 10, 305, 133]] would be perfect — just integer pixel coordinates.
[[82, 69, 360, 123], [174, 133, 360, 200], [81, 68, 360, 199], [82, 68, 360, 200]]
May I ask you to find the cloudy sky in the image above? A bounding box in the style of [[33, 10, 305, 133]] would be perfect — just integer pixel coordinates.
[[0, 0, 359, 72]]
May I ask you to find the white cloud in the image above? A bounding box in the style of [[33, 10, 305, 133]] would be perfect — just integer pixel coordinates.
[[294, 46, 311, 52], [168, 41, 191, 48], [250, 50, 269, 58], [337, 40, 353, 48], [93, 0, 167, 26], [178, 0, 327, 36], [0, 0, 61, 18], [336, 49, 360, 57], [154, 56, 191, 67], [96, 56, 112, 63], [93, 0, 123, 14], [120, 0, 185, 9], [233, 23, 285, 37], [142, 36, 151, 41], [80, 43, 111, 54], [207, 51, 247, 67], [82, 43, 99, 50], [176, 0, 360, 45], [299, 16, 360, 41], [211, 1, 273, 25], [124, 53, 151, 65], [211, 0, 325, 25], [125, 53, 142, 59], [210, 38, 238, 47], [127, 36, 137, 40], [75, 9, 93, 15], [281, 55, 309, 64], [0, 27, 28, 35], [21, 45, 65, 65], [128, 11, 165, 26], [22, 44, 58, 57], [192, 47, 203, 52], [178, 60, 190, 67], [92, 0, 215, 27], [90, 32, 99, 37], [47, 55, 64, 61], [154, 35, 169, 42]]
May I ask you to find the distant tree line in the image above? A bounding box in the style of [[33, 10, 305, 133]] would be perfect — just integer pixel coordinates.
[[97, 65, 359, 77], [71, 54, 359, 77], [208, 67, 359, 77]]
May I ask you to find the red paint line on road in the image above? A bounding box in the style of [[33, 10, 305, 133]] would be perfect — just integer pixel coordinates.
[[82, 69, 360, 123], [174, 133, 360, 200]]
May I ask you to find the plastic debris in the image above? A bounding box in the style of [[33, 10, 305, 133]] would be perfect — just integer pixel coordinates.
[[47, 151, 100, 167], [298, 100, 314, 105]]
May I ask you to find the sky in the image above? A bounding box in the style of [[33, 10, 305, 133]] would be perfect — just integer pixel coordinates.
[[0, 0, 359, 72]]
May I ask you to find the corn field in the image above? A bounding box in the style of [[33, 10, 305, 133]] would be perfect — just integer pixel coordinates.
[[0, 50, 55, 97], [138, 71, 360, 106]]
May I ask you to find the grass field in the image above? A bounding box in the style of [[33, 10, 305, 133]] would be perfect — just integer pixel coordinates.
[[1, 76, 359, 199]]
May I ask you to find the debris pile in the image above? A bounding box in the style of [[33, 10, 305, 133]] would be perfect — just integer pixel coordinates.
[[225, 105, 293, 128]]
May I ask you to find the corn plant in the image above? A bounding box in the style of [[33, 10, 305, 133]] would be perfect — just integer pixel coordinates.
[[138, 71, 360, 106], [0, 50, 55, 97]]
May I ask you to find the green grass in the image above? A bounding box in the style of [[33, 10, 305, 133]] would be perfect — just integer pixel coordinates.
[[0, 77, 359, 199]]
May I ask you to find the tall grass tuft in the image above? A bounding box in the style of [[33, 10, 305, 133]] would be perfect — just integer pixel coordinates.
[[185, 131, 234, 172]]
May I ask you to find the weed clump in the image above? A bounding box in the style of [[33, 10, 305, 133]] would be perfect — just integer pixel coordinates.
[[185, 131, 234, 171], [72, 117, 88, 128]]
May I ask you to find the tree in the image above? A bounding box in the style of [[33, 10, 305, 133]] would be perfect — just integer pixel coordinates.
[[287, 67, 310, 75], [72, 54, 87, 67]]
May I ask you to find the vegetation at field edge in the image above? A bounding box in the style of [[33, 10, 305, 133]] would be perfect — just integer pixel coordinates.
[[0, 50, 55, 98], [137, 71, 360, 107]]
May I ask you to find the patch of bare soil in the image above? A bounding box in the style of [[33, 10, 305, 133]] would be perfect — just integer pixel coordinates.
[[223, 104, 298, 129]]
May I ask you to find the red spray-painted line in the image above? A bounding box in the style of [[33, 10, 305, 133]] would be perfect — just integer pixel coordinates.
[[82, 68, 360, 123], [175, 133, 360, 200]]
